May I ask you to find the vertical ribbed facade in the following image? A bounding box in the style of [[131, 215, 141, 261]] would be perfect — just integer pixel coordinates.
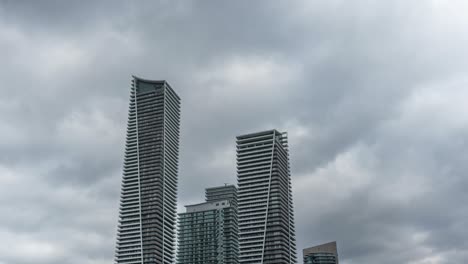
[[115, 76, 180, 264], [237, 130, 297, 264], [177, 185, 239, 264]]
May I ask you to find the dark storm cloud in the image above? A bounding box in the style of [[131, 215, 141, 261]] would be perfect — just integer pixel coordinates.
[[0, 1, 467, 264]]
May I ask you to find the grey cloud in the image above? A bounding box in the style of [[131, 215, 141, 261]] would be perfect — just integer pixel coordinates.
[[0, 1, 467, 264]]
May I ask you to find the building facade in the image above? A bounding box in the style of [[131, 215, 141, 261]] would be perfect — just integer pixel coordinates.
[[237, 130, 297, 264], [303, 242, 338, 264], [206, 185, 238, 205], [177, 185, 239, 264], [115, 76, 180, 264], [206, 185, 239, 264]]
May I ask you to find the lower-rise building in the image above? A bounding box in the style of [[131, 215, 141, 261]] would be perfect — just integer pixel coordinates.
[[177, 185, 238, 264], [303, 241, 339, 264]]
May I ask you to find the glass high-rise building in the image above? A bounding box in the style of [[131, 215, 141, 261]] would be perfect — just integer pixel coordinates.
[[237, 130, 297, 264], [115, 76, 180, 264], [206, 185, 238, 206], [206, 185, 239, 264], [177, 185, 239, 264], [303, 242, 338, 264]]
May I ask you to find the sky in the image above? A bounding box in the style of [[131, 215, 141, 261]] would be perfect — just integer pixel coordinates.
[[0, 1, 468, 263]]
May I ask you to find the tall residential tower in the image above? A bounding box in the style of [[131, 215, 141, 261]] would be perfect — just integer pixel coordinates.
[[115, 77, 180, 264], [237, 130, 297, 264]]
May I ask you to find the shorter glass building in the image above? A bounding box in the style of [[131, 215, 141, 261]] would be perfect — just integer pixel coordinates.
[[303, 241, 339, 264], [304, 252, 338, 264], [177, 185, 238, 264]]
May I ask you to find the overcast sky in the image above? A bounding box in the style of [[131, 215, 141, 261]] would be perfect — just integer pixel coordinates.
[[1, 1, 468, 264]]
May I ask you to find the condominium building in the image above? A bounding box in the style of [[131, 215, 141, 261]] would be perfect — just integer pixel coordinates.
[[114, 76, 180, 264], [206, 185, 239, 263], [303, 241, 339, 264], [177, 185, 239, 264], [237, 130, 297, 264], [206, 185, 238, 206]]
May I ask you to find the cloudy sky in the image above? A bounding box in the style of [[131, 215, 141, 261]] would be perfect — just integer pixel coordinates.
[[1, 1, 468, 263]]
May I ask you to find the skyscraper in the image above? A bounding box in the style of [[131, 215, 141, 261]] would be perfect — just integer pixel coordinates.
[[177, 185, 239, 264], [115, 76, 180, 264], [303, 242, 338, 264], [237, 130, 297, 264]]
